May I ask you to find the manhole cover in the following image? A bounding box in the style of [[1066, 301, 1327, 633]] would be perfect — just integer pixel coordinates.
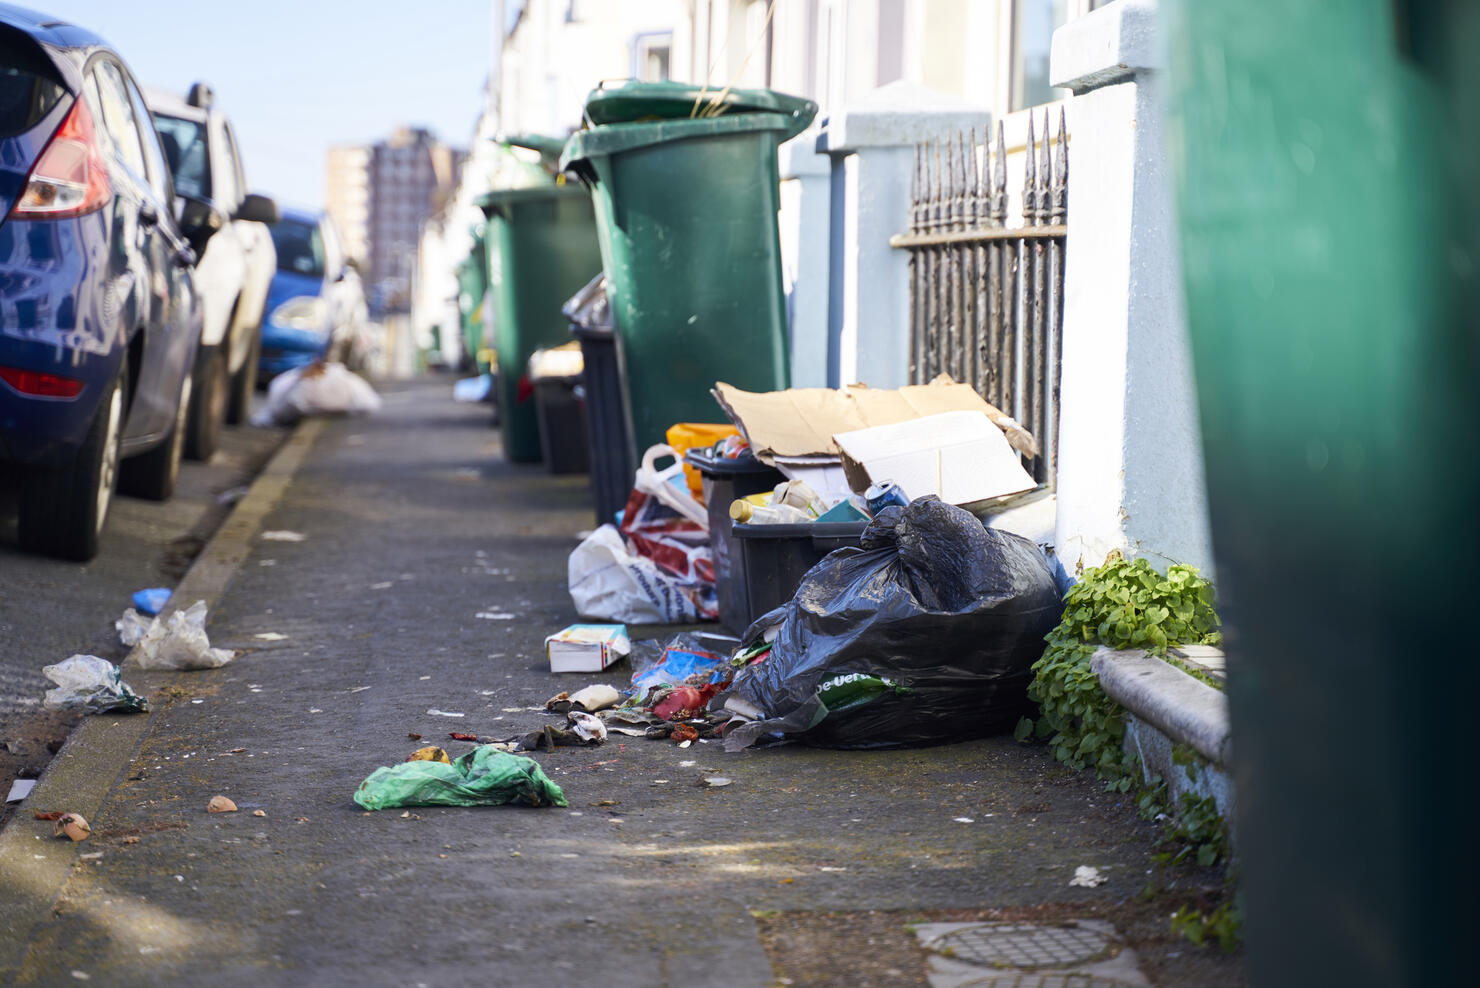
[[934, 922, 1114, 969], [956, 975, 1139, 988]]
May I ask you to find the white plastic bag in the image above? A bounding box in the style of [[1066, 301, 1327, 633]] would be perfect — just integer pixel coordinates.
[[134, 600, 236, 670], [42, 655, 148, 714], [568, 525, 716, 624], [633, 444, 707, 528], [116, 607, 155, 647], [250, 360, 382, 427]]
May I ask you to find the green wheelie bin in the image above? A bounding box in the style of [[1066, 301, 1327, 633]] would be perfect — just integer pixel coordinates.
[[560, 80, 817, 457], [455, 227, 489, 374], [476, 182, 602, 463], [1166, 2, 1480, 983]]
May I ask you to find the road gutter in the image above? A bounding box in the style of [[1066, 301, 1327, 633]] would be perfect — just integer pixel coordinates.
[[0, 418, 325, 980]]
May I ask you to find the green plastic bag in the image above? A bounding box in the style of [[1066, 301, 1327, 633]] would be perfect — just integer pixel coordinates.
[[353, 745, 567, 811]]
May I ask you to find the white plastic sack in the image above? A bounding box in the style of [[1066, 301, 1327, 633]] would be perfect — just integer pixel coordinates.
[[568, 525, 716, 625], [42, 655, 148, 714], [134, 600, 236, 670], [250, 360, 382, 427]]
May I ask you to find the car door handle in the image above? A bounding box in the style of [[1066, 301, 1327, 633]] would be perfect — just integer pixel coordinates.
[[139, 202, 159, 227]]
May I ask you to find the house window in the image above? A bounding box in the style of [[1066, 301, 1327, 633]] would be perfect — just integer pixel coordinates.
[[632, 31, 673, 82], [1010, 0, 1070, 111]]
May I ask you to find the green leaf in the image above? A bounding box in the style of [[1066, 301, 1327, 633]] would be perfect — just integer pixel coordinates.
[[1013, 717, 1033, 742]]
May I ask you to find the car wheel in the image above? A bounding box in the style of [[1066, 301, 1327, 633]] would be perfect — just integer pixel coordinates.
[[185, 344, 226, 461], [226, 326, 260, 425], [119, 371, 191, 501], [17, 362, 128, 562]]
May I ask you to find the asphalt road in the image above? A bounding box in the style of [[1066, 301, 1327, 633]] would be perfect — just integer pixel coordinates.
[[0, 413, 288, 816], [0, 377, 1242, 986]]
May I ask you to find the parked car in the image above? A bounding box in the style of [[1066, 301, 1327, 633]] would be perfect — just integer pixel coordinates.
[[258, 209, 367, 378], [0, 5, 205, 560], [147, 83, 276, 459]]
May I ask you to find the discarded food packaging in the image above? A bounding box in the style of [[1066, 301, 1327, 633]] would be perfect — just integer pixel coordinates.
[[54, 813, 91, 841], [207, 796, 238, 813]]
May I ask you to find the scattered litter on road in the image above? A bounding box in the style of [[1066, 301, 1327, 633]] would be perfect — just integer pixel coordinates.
[[353, 746, 567, 810], [250, 360, 382, 426], [448, 732, 478, 742], [6, 779, 36, 803], [702, 777, 732, 788], [476, 612, 517, 620], [133, 600, 236, 670], [1070, 866, 1108, 888], [407, 733, 422, 741], [427, 709, 465, 718], [116, 608, 154, 646], [371, 581, 394, 590], [308, 708, 323, 714], [252, 810, 267, 818], [131, 587, 172, 616], [216, 485, 250, 506], [42, 655, 148, 714], [954, 817, 976, 824], [54, 813, 90, 841], [408, 746, 452, 763], [207, 796, 238, 813], [723, 497, 1061, 750], [568, 711, 607, 743], [260, 530, 307, 542], [348, 686, 372, 693], [254, 633, 289, 641], [79, 851, 102, 861], [546, 684, 622, 713]]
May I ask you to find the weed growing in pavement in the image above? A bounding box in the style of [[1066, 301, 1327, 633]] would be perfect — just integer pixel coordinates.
[[1170, 901, 1241, 954], [1014, 551, 1234, 949]]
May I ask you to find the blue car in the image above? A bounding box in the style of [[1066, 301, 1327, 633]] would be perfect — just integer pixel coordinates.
[[0, 5, 204, 560], [258, 208, 365, 379]]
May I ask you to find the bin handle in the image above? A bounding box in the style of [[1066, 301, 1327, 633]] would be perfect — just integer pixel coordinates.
[[635, 443, 709, 527]]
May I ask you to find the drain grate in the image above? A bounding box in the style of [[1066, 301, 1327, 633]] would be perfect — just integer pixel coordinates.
[[956, 975, 1139, 988], [934, 922, 1114, 969]]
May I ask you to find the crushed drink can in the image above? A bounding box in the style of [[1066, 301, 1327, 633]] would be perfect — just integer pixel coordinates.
[[864, 481, 909, 514]]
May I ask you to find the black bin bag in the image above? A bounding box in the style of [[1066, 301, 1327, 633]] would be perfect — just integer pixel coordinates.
[[723, 496, 1062, 750]]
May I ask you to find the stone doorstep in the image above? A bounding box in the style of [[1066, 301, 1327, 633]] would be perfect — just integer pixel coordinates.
[[1089, 647, 1230, 769]]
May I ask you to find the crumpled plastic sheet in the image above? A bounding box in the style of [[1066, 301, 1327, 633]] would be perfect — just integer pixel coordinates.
[[131, 600, 236, 670], [353, 745, 567, 810], [724, 496, 1063, 750], [250, 360, 382, 427], [42, 655, 148, 714]]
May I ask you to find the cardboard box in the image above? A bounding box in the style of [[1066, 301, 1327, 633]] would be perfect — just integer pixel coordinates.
[[833, 410, 1036, 507], [544, 624, 630, 673], [712, 374, 1037, 465]]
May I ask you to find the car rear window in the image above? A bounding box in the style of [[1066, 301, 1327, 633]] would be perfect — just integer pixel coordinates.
[[271, 218, 325, 277], [151, 111, 210, 200], [0, 28, 68, 138]]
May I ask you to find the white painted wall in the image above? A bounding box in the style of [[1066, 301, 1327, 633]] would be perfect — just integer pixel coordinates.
[[1049, 0, 1214, 576]]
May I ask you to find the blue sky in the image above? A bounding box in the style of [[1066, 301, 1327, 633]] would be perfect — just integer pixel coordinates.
[[34, 0, 494, 211]]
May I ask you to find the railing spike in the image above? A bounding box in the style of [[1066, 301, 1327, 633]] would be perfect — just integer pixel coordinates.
[[1023, 113, 1038, 224], [991, 121, 1007, 225]]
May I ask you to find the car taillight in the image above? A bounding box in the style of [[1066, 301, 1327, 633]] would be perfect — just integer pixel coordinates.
[[8, 95, 111, 220], [0, 366, 85, 398]]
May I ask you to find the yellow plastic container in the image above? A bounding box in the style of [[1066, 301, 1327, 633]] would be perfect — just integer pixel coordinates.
[[665, 422, 739, 500]]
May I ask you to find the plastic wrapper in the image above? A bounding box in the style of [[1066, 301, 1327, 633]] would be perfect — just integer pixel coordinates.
[[42, 655, 149, 714], [353, 745, 567, 810], [250, 360, 382, 427], [116, 608, 154, 647], [568, 525, 717, 624], [723, 497, 1062, 750], [629, 635, 729, 692], [134, 600, 236, 670]]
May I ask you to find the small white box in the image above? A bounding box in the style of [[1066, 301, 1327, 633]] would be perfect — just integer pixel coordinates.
[[544, 624, 630, 673], [833, 410, 1036, 507]]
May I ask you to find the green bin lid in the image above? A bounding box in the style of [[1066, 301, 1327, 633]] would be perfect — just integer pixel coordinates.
[[474, 180, 588, 216], [559, 111, 816, 173], [582, 79, 816, 128]]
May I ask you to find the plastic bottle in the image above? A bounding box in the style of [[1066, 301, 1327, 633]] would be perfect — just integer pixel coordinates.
[[729, 500, 813, 525]]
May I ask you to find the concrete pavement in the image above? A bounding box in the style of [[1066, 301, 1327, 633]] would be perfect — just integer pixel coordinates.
[[0, 375, 1237, 987]]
